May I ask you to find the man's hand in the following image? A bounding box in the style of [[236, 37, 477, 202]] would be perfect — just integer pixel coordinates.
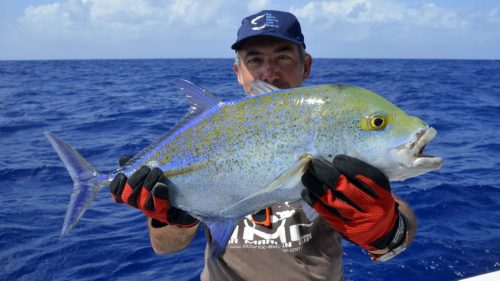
[[109, 166, 199, 228], [301, 155, 407, 254]]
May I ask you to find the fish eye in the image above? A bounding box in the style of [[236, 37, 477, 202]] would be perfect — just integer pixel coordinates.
[[359, 114, 389, 131], [371, 116, 385, 129]]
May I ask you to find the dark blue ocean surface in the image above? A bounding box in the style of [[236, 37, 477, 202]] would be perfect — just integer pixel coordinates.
[[1, 59, 499, 281]]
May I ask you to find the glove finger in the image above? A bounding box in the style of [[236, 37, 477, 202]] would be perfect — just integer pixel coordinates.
[[313, 180, 363, 216], [334, 155, 389, 189], [167, 207, 199, 227], [139, 168, 168, 210], [119, 155, 133, 167], [109, 173, 127, 203], [328, 193, 364, 219], [355, 174, 393, 201], [301, 168, 332, 198], [333, 155, 390, 197], [149, 182, 198, 227], [332, 175, 374, 211], [302, 169, 358, 209], [122, 166, 150, 208], [141, 183, 169, 223], [313, 196, 350, 224], [143, 167, 165, 192], [145, 181, 170, 212], [302, 183, 356, 223], [308, 158, 341, 187], [301, 188, 319, 207], [127, 166, 152, 188], [304, 159, 367, 212]]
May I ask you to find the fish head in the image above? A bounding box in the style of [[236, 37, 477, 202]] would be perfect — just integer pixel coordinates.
[[318, 85, 443, 181]]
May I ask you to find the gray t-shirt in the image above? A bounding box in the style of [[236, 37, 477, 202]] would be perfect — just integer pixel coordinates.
[[201, 202, 344, 281]]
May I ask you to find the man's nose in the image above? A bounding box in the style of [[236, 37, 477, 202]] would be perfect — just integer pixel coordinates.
[[259, 60, 280, 83]]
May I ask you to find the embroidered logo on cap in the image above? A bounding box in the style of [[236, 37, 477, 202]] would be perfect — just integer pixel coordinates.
[[251, 13, 279, 31]]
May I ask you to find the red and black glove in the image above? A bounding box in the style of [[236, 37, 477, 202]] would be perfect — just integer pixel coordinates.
[[109, 166, 199, 228], [301, 155, 407, 252]]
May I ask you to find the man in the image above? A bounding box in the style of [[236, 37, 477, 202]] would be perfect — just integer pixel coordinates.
[[110, 10, 416, 281]]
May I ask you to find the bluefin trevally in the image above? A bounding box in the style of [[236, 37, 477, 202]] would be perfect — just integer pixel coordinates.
[[45, 80, 443, 257]]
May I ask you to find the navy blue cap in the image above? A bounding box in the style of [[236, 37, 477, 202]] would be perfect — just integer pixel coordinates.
[[231, 10, 305, 50]]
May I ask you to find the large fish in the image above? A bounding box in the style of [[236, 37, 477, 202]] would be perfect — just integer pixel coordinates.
[[46, 80, 443, 257]]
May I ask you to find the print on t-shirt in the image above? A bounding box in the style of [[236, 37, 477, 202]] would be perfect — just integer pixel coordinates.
[[226, 202, 313, 253]]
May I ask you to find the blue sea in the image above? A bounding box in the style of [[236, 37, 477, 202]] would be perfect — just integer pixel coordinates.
[[1, 58, 499, 281]]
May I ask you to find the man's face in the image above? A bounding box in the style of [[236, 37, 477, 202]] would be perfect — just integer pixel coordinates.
[[234, 36, 312, 93]]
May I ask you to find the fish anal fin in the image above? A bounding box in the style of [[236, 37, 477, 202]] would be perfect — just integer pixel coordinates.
[[204, 220, 238, 259]]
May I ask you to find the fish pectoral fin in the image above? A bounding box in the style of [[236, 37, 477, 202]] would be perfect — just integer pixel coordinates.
[[258, 153, 313, 194], [204, 220, 238, 259], [219, 153, 314, 214], [216, 153, 313, 215]]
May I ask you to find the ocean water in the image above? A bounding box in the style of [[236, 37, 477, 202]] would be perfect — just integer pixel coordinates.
[[0, 58, 499, 281]]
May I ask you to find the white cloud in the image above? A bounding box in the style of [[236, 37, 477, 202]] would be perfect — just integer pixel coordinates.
[[17, 0, 234, 41], [3, 0, 499, 59], [20, 3, 71, 32], [288, 0, 479, 52], [89, 0, 154, 19], [407, 2, 468, 29], [291, 0, 402, 25], [290, 0, 468, 29], [167, 0, 225, 26], [86, 0, 165, 39], [20, 0, 474, 41]]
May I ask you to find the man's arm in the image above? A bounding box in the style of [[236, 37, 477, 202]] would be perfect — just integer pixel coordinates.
[[148, 219, 200, 254], [395, 195, 417, 244]]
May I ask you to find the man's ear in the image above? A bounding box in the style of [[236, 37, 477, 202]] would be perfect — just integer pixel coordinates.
[[234, 63, 244, 85], [303, 54, 313, 80]]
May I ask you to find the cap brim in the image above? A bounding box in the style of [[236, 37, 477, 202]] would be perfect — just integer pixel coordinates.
[[231, 33, 305, 50]]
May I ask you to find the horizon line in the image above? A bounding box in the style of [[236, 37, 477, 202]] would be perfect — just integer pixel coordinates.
[[1, 57, 499, 62]]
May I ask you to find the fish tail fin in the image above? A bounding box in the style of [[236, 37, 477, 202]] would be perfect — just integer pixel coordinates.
[[44, 132, 105, 237]]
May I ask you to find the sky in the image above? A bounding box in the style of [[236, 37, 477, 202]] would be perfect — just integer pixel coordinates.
[[0, 0, 499, 60]]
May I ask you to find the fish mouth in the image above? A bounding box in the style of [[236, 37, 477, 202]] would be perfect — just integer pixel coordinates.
[[389, 127, 443, 181], [410, 127, 443, 167]]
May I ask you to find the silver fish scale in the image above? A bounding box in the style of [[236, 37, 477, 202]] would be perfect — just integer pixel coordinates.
[[145, 89, 328, 221]]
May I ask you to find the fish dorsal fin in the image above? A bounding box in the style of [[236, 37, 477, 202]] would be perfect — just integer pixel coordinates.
[[248, 80, 280, 96], [175, 79, 220, 114], [125, 80, 220, 164], [165, 79, 221, 138]]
